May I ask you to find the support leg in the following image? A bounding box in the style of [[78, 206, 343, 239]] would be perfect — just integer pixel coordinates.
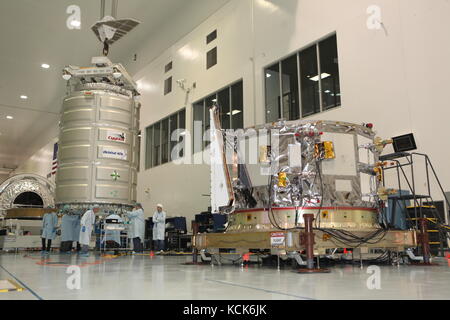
[[419, 218, 431, 264], [298, 214, 330, 274]]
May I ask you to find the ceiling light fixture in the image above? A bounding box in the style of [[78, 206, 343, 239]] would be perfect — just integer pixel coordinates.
[[226, 110, 242, 116], [41, 63, 50, 69], [20, 95, 28, 100], [309, 73, 331, 82], [6, 116, 13, 120]]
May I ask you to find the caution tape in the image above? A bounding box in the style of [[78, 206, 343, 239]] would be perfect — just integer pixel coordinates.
[[0, 279, 24, 293]]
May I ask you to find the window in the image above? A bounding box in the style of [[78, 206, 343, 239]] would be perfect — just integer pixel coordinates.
[[282, 54, 300, 120], [177, 110, 186, 159], [264, 34, 341, 121], [300, 45, 320, 117], [265, 63, 281, 122], [231, 81, 243, 129], [207, 47, 217, 69], [145, 108, 186, 170], [165, 61, 172, 73], [169, 114, 178, 160], [264, 56, 300, 121], [193, 101, 204, 153], [145, 127, 153, 169], [192, 80, 244, 152], [161, 118, 169, 164], [153, 122, 161, 167], [168, 109, 186, 161], [164, 77, 172, 95], [319, 34, 341, 110], [218, 87, 230, 130], [206, 30, 217, 44]]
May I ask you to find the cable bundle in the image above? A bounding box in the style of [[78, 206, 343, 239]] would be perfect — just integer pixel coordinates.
[[317, 228, 388, 248]]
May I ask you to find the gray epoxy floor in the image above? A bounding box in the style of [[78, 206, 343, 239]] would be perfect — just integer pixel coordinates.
[[0, 252, 449, 300]]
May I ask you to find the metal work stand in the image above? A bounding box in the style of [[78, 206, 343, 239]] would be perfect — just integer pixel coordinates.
[[99, 220, 129, 254], [381, 152, 450, 257]]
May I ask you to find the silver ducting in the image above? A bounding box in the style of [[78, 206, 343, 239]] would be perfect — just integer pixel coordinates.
[[225, 120, 383, 211], [209, 117, 395, 231], [0, 174, 55, 216]]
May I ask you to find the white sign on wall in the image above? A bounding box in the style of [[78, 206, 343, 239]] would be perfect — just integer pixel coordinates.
[[106, 130, 126, 143], [101, 147, 128, 160]]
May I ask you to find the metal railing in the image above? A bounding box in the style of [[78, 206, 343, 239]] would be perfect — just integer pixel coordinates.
[[382, 152, 450, 256]]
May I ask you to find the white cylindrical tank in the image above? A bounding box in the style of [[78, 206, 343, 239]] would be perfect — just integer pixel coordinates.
[[55, 83, 140, 208]]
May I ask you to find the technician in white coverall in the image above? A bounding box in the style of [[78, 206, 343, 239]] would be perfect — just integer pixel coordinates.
[[153, 204, 166, 253], [127, 203, 145, 253], [79, 205, 100, 257]]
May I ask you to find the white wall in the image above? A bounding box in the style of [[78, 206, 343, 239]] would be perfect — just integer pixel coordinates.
[[136, 0, 450, 222], [12, 137, 58, 183], [135, 0, 254, 220]]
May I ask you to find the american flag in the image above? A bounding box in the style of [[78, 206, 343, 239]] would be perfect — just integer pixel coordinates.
[[51, 143, 58, 175]]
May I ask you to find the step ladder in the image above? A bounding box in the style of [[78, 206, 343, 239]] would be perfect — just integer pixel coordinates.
[[381, 152, 450, 257]]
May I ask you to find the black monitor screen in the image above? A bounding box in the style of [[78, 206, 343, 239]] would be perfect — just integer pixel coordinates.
[[392, 133, 417, 153]]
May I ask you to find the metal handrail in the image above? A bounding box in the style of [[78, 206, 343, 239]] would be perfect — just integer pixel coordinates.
[[412, 153, 450, 214], [384, 152, 450, 231]]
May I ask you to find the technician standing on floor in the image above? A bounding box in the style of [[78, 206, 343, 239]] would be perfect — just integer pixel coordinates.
[[60, 206, 82, 254], [41, 206, 58, 255], [153, 204, 166, 253], [127, 203, 145, 253], [79, 205, 99, 257]]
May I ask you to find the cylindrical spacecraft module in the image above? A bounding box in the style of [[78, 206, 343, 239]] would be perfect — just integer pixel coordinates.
[[55, 59, 140, 211]]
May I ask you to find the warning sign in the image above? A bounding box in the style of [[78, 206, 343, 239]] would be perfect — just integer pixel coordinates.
[[270, 232, 286, 248]]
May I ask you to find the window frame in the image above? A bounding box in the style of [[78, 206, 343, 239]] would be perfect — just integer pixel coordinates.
[[165, 61, 173, 73], [206, 29, 217, 44], [263, 33, 341, 122], [145, 108, 186, 170], [164, 76, 173, 95], [191, 79, 244, 153], [206, 47, 218, 70]]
